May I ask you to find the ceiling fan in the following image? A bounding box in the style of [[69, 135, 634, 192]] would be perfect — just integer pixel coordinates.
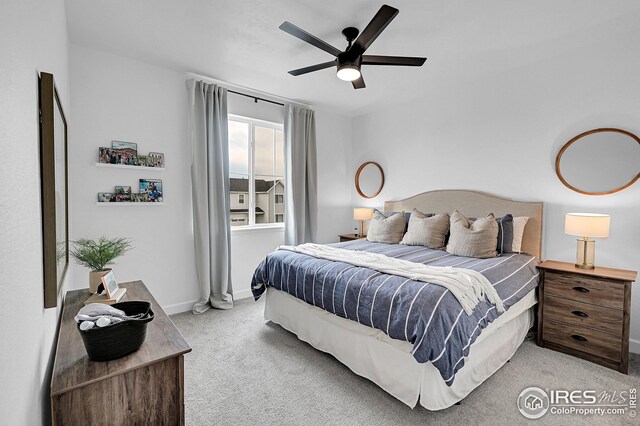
[[279, 4, 426, 89]]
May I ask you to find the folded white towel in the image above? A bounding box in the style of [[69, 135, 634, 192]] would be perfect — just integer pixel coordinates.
[[74, 304, 126, 323]]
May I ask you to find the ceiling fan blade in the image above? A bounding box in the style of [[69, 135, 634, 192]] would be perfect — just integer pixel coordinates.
[[350, 5, 399, 55], [279, 21, 342, 57], [351, 75, 366, 89], [362, 55, 426, 66], [288, 61, 337, 76]]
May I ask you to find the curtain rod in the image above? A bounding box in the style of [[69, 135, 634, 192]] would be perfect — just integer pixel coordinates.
[[227, 90, 284, 107], [186, 71, 309, 108]]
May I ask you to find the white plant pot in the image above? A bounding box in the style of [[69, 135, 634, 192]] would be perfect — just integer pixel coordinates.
[[89, 269, 111, 294]]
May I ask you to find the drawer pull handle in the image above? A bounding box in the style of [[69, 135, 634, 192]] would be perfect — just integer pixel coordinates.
[[572, 286, 590, 293], [571, 334, 588, 342], [571, 310, 589, 318]]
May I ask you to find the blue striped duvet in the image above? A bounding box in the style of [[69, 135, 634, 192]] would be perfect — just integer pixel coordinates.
[[251, 240, 539, 385]]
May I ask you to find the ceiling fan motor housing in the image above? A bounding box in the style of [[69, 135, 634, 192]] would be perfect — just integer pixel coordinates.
[[337, 51, 362, 68]]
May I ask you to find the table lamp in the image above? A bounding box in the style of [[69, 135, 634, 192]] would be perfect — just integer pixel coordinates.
[[354, 208, 373, 237], [564, 213, 610, 269]]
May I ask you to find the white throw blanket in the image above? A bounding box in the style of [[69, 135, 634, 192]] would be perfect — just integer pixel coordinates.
[[279, 243, 505, 315]]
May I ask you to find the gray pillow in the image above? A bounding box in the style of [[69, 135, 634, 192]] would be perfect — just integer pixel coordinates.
[[400, 210, 449, 250], [366, 209, 405, 244], [380, 211, 413, 231], [446, 211, 498, 258], [468, 214, 514, 254]]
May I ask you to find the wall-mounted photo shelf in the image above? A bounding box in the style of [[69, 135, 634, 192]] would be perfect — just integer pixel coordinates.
[[95, 163, 165, 171], [96, 202, 164, 206]]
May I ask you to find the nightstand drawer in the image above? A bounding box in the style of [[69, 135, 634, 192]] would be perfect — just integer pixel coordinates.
[[545, 272, 624, 310], [543, 296, 624, 336], [543, 319, 622, 362]]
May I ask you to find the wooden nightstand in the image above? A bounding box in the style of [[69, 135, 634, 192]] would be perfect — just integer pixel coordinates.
[[339, 233, 366, 242], [537, 260, 636, 373]]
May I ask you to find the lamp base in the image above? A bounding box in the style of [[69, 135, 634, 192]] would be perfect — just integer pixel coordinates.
[[575, 238, 595, 270], [358, 220, 366, 238], [575, 263, 595, 270]]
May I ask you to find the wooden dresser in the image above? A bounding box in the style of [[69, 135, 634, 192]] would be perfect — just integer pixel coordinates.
[[51, 281, 191, 425], [537, 260, 636, 373]]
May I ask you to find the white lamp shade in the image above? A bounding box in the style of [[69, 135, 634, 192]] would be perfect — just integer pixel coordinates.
[[354, 208, 373, 221], [564, 213, 610, 238]]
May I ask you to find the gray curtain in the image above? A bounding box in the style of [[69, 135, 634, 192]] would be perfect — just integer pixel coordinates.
[[187, 79, 233, 313], [284, 104, 318, 245]]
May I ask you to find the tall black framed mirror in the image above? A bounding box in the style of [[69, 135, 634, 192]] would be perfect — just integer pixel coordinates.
[[39, 72, 68, 308]]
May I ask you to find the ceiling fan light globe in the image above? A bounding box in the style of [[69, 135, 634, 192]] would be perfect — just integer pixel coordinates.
[[337, 65, 361, 82]]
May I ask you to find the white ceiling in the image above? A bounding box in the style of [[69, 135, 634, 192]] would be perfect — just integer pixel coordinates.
[[65, 0, 640, 116]]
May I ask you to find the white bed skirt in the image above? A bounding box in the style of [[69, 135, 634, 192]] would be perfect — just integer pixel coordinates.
[[264, 287, 536, 410]]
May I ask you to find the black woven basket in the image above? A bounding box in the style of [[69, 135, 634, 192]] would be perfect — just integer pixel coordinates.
[[78, 301, 154, 362]]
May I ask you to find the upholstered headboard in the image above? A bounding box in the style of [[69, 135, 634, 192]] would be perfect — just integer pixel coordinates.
[[384, 189, 544, 259]]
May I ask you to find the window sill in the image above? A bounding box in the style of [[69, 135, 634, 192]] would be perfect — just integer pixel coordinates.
[[230, 224, 285, 234]]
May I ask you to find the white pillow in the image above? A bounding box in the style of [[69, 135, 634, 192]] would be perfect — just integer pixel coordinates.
[[512, 216, 529, 253]]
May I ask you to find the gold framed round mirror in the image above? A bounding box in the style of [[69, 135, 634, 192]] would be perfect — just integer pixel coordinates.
[[355, 161, 385, 198], [555, 128, 640, 195]]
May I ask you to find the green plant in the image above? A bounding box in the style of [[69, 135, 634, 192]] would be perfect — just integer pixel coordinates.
[[70, 236, 132, 271]]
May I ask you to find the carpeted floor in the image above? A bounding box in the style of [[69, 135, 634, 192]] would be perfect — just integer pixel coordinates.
[[171, 298, 640, 425]]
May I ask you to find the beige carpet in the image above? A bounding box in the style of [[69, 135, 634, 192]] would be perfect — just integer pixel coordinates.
[[171, 297, 640, 425]]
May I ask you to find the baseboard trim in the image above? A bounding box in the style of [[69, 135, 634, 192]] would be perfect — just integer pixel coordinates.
[[234, 289, 253, 300], [162, 290, 253, 315], [163, 299, 199, 315], [630, 338, 640, 355]]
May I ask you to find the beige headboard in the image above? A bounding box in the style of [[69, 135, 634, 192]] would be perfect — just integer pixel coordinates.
[[384, 189, 544, 259]]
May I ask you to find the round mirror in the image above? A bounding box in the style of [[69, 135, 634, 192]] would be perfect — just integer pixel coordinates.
[[556, 128, 640, 195], [355, 161, 385, 198]]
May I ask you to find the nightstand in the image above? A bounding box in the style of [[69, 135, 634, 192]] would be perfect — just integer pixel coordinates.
[[537, 260, 637, 373], [339, 233, 366, 242]]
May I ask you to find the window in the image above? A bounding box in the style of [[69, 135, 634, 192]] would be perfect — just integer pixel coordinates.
[[229, 115, 284, 227]]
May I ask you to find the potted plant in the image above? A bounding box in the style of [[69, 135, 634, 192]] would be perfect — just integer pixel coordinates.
[[71, 237, 132, 293]]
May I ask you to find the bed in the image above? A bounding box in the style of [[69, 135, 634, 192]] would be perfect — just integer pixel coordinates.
[[252, 190, 544, 410]]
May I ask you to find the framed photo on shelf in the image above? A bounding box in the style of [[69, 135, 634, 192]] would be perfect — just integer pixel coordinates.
[[100, 270, 120, 299], [114, 186, 132, 202], [137, 155, 150, 167], [97, 192, 115, 203], [139, 179, 163, 202], [98, 147, 113, 164], [149, 152, 165, 168], [131, 193, 150, 202], [111, 140, 138, 166]]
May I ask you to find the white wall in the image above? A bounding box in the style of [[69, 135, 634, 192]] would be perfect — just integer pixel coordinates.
[[0, 0, 71, 424], [315, 109, 355, 242], [69, 45, 200, 314], [351, 28, 640, 352], [69, 46, 353, 311]]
